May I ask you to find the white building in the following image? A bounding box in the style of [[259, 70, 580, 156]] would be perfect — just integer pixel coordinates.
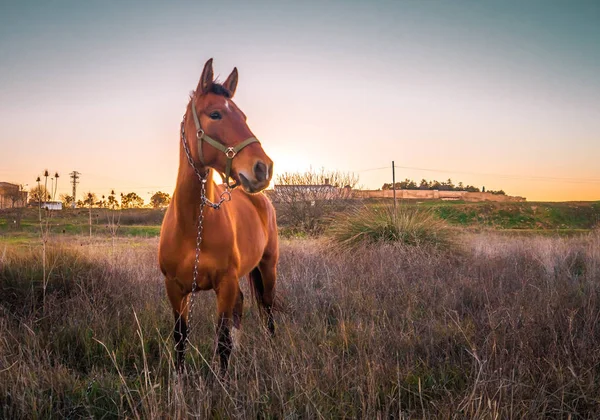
[[41, 201, 63, 211]]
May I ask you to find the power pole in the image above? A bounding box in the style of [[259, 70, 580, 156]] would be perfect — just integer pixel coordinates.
[[69, 171, 80, 208], [392, 161, 397, 219]]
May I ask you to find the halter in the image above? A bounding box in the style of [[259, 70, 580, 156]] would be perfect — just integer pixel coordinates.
[[191, 101, 259, 189]]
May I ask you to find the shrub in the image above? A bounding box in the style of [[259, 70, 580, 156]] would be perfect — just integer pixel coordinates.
[[117, 209, 165, 225], [328, 204, 455, 251], [271, 169, 359, 235]]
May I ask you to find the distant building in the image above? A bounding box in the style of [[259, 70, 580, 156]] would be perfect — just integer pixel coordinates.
[[40, 201, 63, 211], [355, 189, 526, 202], [0, 182, 28, 209]]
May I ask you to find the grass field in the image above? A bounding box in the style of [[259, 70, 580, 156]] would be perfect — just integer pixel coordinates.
[[2, 201, 599, 237], [1, 204, 600, 417]]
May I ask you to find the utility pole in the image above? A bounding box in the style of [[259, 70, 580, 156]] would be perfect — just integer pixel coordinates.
[[392, 161, 397, 219], [69, 171, 80, 209]]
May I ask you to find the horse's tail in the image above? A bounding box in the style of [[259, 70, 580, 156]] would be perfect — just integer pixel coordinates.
[[247, 267, 264, 307], [247, 267, 285, 312]]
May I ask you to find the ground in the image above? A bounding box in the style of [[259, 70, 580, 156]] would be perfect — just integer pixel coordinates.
[[1, 204, 599, 418]]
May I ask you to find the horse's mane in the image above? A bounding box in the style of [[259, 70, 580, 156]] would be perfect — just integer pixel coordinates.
[[190, 82, 231, 100]]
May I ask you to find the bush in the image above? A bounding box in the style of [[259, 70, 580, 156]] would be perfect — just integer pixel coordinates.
[[116, 209, 165, 225], [271, 169, 359, 235], [328, 204, 456, 251]]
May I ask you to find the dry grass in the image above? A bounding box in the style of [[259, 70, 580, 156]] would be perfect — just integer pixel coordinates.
[[1, 231, 600, 418], [328, 204, 456, 252]]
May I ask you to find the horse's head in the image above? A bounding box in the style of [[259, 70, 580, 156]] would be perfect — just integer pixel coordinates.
[[186, 58, 273, 193]]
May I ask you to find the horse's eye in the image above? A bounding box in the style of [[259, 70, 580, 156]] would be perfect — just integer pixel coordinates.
[[209, 111, 222, 120]]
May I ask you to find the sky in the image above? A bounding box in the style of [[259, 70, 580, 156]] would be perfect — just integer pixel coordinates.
[[1, 0, 599, 202]]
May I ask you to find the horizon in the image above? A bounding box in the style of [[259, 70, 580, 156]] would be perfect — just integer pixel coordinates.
[[1, 0, 599, 202]]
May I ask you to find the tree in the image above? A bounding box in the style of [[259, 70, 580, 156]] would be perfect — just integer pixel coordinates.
[[96, 195, 107, 208], [382, 179, 418, 190], [29, 185, 50, 203], [51, 172, 60, 201], [121, 192, 144, 209], [105, 190, 121, 249], [271, 168, 359, 233], [380, 178, 496, 193], [82, 192, 97, 207], [83, 192, 96, 237], [439, 178, 454, 191], [59, 193, 74, 208], [107, 190, 119, 209], [150, 191, 171, 208], [430, 180, 442, 190]]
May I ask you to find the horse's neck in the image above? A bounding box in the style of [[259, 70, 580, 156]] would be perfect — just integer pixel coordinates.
[[173, 144, 217, 226]]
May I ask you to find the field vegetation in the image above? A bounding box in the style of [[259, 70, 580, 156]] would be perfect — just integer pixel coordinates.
[[2, 200, 598, 239], [1, 201, 600, 417]]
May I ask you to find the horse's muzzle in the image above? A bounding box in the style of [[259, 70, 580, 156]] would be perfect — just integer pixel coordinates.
[[239, 161, 272, 193]]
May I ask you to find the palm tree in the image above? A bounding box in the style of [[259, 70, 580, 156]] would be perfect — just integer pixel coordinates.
[[53, 172, 59, 200], [36, 176, 41, 221]]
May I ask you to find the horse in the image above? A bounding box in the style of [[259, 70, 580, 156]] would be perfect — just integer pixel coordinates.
[[158, 58, 278, 373]]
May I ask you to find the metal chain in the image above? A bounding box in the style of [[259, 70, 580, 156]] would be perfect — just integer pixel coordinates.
[[180, 113, 231, 352], [186, 178, 206, 345]]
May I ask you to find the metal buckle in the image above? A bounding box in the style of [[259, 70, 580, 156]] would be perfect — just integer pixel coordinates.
[[196, 129, 204, 139], [225, 147, 236, 159], [220, 190, 232, 202]]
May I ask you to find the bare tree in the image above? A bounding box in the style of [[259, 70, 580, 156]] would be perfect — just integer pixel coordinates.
[[29, 184, 49, 203], [271, 168, 359, 234]]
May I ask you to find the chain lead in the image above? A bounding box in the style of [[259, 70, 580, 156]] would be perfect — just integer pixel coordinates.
[[180, 114, 231, 353], [186, 178, 206, 345]]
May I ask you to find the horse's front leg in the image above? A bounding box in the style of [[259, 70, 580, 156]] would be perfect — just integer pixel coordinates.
[[214, 275, 239, 374], [165, 277, 189, 373]]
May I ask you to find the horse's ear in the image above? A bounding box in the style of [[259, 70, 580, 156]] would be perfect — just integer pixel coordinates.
[[197, 58, 214, 95], [223, 67, 238, 97]]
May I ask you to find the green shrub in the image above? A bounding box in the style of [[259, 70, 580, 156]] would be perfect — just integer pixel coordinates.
[[328, 204, 455, 251]]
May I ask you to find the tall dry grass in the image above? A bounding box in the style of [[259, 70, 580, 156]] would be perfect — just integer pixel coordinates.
[[328, 204, 456, 251], [1, 231, 600, 418]]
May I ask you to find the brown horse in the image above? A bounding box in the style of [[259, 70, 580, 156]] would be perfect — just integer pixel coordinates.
[[158, 58, 278, 373]]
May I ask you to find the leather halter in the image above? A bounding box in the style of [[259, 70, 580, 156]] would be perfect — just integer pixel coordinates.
[[191, 101, 259, 189]]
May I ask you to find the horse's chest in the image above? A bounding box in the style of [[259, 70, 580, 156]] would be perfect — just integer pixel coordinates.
[[165, 239, 235, 289]]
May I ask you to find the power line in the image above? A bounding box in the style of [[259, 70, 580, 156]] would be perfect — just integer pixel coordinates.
[[355, 166, 389, 173]]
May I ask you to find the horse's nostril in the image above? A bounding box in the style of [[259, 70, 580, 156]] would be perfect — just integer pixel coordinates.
[[254, 161, 268, 182]]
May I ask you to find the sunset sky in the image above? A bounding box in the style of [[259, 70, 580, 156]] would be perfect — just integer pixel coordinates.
[[1, 0, 599, 202]]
